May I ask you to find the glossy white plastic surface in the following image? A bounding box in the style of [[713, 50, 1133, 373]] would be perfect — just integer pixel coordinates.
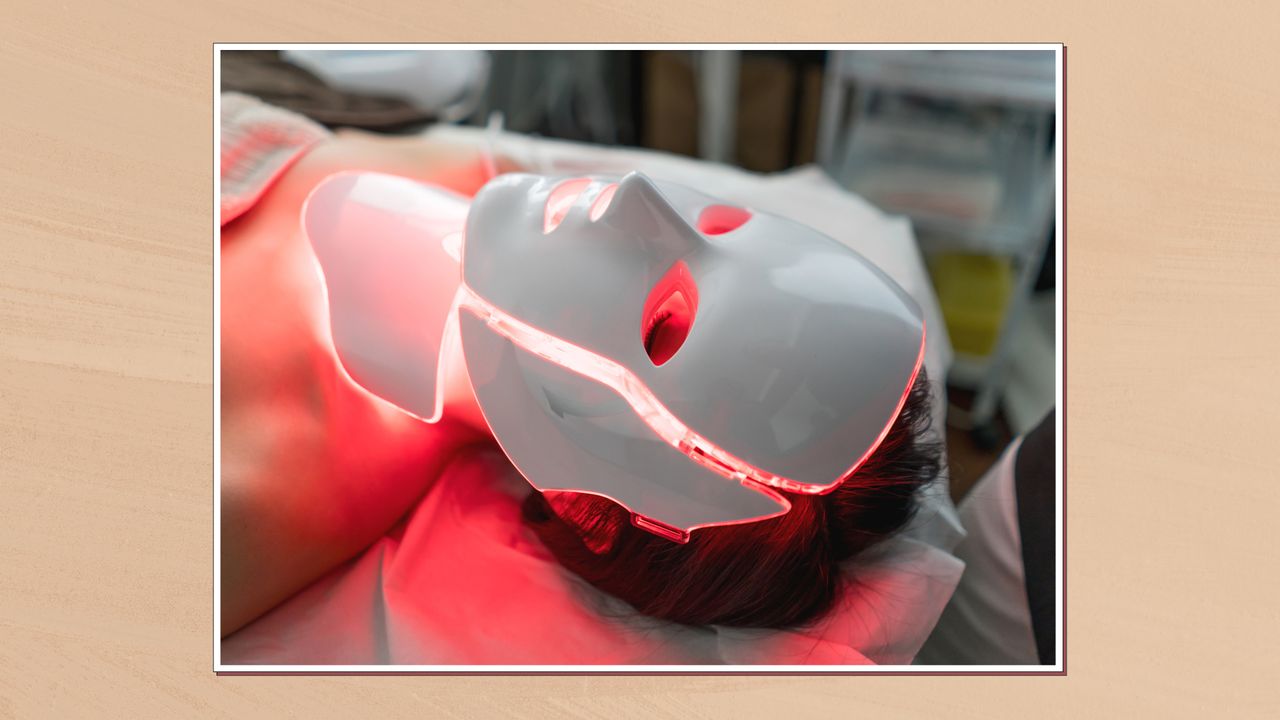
[[303, 171, 469, 421], [462, 173, 925, 496], [460, 311, 789, 538]]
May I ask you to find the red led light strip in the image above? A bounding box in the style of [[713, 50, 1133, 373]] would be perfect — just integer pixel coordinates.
[[453, 284, 925, 497]]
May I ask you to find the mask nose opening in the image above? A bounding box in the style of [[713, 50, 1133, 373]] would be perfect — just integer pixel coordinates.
[[642, 260, 698, 366], [589, 182, 618, 221], [697, 204, 751, 235], [544, 178, 592, 233]]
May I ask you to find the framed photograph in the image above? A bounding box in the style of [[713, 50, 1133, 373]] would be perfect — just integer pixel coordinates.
[[214, 43, 1063, 673]]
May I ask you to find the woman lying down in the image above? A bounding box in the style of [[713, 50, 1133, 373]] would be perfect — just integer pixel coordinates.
[[219, 121, 965, 666]]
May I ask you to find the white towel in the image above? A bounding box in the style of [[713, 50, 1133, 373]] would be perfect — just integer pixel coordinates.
[[219, 92, 330, 225]]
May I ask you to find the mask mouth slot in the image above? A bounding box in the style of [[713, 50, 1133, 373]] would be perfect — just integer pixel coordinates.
[[696, 204, 752, 235], [641, 261, 698, 366], [544, 178, 592, 233]]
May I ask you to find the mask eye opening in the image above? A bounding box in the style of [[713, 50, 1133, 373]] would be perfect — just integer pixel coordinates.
[[544, 178, 593, 233], [641, 261, 698, 366], [696, 204, 751, 235]]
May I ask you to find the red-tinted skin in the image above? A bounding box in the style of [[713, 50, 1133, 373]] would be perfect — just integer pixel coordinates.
[[220, 130, 513, 636]]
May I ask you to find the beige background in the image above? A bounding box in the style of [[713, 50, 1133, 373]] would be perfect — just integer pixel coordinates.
[[1, 0, 1277, 716]]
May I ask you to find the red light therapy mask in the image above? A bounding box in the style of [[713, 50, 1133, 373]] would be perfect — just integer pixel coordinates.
[[304, 171, 925, 543]]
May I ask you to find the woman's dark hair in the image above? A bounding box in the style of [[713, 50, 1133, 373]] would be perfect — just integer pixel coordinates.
[[521, 368, 942, 629]]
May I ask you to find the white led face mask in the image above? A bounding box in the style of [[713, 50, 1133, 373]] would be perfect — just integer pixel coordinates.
[[304, 171, 925, 543]]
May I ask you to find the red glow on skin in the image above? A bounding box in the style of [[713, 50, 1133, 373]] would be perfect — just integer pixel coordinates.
[[696, 204, 752, 235]]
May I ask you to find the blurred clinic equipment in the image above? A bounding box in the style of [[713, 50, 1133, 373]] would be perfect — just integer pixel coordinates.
[[282, 49, 490, 123], [818, 50, 1056, 444]]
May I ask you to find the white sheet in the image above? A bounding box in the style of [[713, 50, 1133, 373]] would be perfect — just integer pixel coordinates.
[[221, 130, 965, 666], [915, 438, 1040, 664]]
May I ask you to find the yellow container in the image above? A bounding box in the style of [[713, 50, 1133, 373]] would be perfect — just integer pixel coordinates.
[[927, 252, 1013, 357]]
